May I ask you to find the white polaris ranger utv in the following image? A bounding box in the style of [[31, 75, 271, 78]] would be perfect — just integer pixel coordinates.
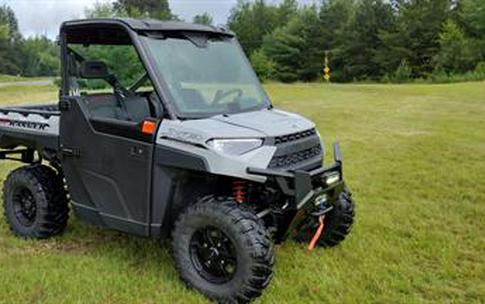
[[0, 18, 355, 303]]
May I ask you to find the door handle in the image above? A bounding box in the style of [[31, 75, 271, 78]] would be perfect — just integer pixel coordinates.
[[62, 147, 81, 158], [130, 146, 145, 157]]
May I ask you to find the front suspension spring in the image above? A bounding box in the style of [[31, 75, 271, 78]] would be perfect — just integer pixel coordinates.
[[232, 180, 247, 204]]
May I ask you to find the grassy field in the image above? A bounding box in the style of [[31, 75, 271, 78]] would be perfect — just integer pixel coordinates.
[[0, 75, 52, 83], [0, 82, 484, 303], [0, 75, 26, 83]]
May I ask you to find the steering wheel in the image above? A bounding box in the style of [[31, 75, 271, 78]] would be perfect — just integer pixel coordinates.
[[212, 89, 243, 106]]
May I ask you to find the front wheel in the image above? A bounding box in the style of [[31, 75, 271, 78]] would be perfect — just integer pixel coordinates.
[[171, 196, 274, 303]]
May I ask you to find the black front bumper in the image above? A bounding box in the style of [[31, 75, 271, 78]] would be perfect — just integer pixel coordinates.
[[247, 142, 347, 239], [248, 142, 344, 205]]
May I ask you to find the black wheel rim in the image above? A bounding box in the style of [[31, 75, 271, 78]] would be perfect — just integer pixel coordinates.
[[189, 226, 238, 284], [12, 186, 37, 227]]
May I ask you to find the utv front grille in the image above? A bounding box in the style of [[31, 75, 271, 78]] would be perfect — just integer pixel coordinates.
[[268, 144, 322, 169], [274, 128, 316, 145]]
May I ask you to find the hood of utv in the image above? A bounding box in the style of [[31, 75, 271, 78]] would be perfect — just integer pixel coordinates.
[[159, 109, 315, 145], [209, 109, 315, 137], [158, 108, 316, 145], [156, 108, 322, 179]]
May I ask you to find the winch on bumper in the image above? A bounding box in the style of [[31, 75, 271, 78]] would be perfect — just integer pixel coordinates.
[[247, 142, 347, 239]]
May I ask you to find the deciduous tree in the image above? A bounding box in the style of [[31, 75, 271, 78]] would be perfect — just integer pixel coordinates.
[[193, 13, 213, 26], [113, 0, 174, 19]]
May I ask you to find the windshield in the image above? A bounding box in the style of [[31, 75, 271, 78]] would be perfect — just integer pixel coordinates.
[[142, 34, 271, 118]]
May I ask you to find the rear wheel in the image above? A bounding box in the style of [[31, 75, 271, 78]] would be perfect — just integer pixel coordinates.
[[296, 190, 355, 248], [2, 164, 69, 239], [172, 196, 274, 303]]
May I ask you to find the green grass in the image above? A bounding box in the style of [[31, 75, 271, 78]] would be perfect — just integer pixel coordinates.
[[0, 75, 52, 83], [0, 82, 484, 303], [0, 84, 57, 107], [0, 75, 25, 83]]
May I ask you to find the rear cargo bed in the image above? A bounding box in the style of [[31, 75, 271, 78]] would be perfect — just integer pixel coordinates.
[[0, 103, 60, 151]]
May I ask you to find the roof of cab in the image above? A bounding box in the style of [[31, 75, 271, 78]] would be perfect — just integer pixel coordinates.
[[61, 18, 234, 36]]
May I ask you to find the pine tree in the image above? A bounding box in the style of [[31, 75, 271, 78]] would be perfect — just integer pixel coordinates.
[[0, 6, 21, 75], [377, 0, 453, 77], [461, 0, 485, 38], [434, 19, 481, 72], [228, 1, 279, 55], [263, 7, 323, 82], [0, 5, 20, 43], [318, 0, 355, 81], [335, 0, 395, 80]]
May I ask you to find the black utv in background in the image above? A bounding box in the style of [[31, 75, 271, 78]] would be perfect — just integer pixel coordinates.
[[0, 18, 355, 303]]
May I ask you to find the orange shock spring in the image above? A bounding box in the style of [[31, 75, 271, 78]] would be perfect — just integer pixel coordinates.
[[232, 180, 247, 204]]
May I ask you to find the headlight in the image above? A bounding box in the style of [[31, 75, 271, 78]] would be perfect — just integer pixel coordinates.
[[325, 172, 340, 185], [207, 138, 263, 155]]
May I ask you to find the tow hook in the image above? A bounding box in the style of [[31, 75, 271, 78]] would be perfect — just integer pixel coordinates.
[[307, 215, 325, 250], [307, 205, 334, 251], [311, 205, 333, 217]]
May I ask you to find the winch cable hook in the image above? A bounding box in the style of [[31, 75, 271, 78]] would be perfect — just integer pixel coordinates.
[[307, 215, 325, 251]]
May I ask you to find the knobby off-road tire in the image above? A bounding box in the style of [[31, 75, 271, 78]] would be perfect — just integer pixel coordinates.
[[172, 196, 275, 303], [297, 190, 355, 248], [3, 164, 69, 239]]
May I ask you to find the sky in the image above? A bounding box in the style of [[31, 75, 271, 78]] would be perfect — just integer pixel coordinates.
[[0, 0, 318, 39]]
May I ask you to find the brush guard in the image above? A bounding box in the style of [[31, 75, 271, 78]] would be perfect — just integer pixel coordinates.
[[247, 142, 347, 240]]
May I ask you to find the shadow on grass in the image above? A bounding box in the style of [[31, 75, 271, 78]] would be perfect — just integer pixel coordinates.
[[1, 214, 178, 278]]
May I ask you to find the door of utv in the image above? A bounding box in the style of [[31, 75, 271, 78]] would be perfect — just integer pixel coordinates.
[[59, 96, 156, 236]]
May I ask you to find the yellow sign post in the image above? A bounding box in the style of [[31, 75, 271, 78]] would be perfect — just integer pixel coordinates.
[[323, 50, 330, 82]]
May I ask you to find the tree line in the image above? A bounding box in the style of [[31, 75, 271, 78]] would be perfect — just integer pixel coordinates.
[[0, 5, 59, 76], [0, 0, 211, 79], [230, 0, 485, 82], [1, 0, 485, 83]]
